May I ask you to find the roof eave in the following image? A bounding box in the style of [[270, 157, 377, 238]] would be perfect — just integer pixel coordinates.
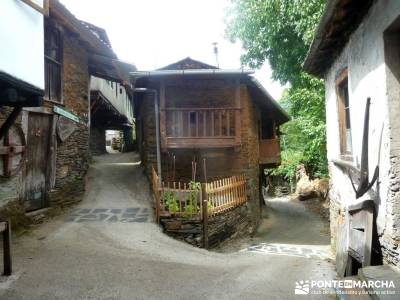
[[303, 0, 341, 77], [50, 0, 117, 59], [130, 69, 254, 78], [247, 77, 290, 124], [303, 0, 374, 77]]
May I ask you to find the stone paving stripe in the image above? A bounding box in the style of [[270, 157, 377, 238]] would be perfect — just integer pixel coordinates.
[[93, 209, 108, 213], [108, 215, 119, 222], [99, 214, 109, 221], [134, 217, 147, 223], [81, 214, 98, 219], [122, 213, 136, 218]]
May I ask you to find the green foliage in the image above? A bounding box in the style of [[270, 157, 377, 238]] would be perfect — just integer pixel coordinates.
[[267, 148, 304, 180], [184, 181, 201, 215], [164, 191, 179, 214], [226, 0, 328, 179]]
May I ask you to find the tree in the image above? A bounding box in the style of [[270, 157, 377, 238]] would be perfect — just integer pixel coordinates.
[[226, 0, 328, 178]]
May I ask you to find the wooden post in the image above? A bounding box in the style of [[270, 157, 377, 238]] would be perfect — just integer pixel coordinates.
[[156, 186, 161, 224], [2, 220, 12, 276], [234, 78, 241, 145], [202, 184, 209, 249]]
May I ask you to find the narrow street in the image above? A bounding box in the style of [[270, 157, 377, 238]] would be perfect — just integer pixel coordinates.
[[0, 153, 335, 300], [218, 197, 331, 259]]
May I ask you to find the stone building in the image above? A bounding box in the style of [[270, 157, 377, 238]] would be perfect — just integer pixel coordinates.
[[304, 0, 400, 270], [132, 58, 289, 229], [0, 0, 135, 214]]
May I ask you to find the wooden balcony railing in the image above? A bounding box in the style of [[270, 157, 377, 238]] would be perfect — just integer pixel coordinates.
[[259, 138, 281, 164], [162, 107, 241, 148]]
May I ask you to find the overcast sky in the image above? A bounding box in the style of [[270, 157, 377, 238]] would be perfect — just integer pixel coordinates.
[[60, 0, 285, 100]]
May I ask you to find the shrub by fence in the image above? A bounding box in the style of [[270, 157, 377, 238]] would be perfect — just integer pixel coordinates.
[[151, 166, 247, 221]]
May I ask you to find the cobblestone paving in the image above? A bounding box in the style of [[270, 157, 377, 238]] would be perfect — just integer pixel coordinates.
[[243, 243, 329, 260], [65, 207, 149, 223]]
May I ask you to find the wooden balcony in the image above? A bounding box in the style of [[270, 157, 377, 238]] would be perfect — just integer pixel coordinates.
[[161, 107, 241, 149], [259, 138, 281, 164]]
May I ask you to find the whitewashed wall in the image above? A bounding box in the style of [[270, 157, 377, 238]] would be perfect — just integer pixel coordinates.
[[324, 0, 400, 265], [90, 77, 134, 124], [0, 0, 44, 89]]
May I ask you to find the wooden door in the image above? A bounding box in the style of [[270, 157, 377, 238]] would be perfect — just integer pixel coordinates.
[[25, 112, 52, 211]]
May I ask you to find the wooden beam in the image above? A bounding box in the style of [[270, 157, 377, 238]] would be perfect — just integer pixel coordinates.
[[235, 78, 241, 145], [20, 0, 49, 16], [160, 79, 167, 149], [1, 220, 12, 276]]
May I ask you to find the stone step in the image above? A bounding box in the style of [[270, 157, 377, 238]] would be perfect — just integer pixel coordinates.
[[335, 276, 370, 300], [358, 265, 400, 300]]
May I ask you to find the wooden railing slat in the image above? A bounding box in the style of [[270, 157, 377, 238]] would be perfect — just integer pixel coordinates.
[[151, 170, 247, 219]]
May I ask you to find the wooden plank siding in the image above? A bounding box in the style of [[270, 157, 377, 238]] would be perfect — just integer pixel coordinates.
[[159, 78, 242, 150], [259, 138, 281, 164]]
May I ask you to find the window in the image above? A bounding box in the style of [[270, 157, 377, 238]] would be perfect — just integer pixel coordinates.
[[336, 69, 353, 155], [44, 21, 62, 102], [260, 116, 275, 140]]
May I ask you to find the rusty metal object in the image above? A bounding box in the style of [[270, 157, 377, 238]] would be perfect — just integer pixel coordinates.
[[0, 124, 26, 177], [350, 98, 379, 198], [333, 98, 379, 199]]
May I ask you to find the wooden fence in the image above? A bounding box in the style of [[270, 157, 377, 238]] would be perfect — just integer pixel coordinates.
[[151, 166, 247, 222], [205, 175, 247, 217]]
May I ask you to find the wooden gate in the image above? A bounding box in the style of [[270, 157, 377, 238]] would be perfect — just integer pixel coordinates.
[[25, 112, 53, 211]]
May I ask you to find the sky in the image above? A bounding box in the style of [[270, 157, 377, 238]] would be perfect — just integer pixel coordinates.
[[60, 0, 285, 100]]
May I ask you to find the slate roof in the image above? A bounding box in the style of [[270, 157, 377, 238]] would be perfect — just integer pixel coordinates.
[[158, 57, 218, 70], [304, 0, 374, 77]]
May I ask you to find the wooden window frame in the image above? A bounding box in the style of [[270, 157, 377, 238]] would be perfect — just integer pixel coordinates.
[[335, 68, 353, 160], [44, 19, 64, 104], [259, 114, 276, 140], [20, 0, 49, 16]]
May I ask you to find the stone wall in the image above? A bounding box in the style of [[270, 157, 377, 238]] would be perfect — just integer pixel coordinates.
[[41, 31, 89, 207], [90, 126, 106, 156], [0, 107, 24, 206], [122, 127, 135, 152], [160, 203, 250, 248], [139, 81, 262, 230], [324, 0, 400, 266], [329, 185, 346, 252], [52, 32, 90, 192]]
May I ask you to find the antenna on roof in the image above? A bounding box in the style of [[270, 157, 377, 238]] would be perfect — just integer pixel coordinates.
[[212, 42, 219, 68]]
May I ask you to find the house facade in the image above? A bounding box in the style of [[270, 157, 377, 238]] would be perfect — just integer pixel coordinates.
[[0, 0, 46, 208], [304, 0, 400, 269], [0, 0, 135, 214], [132, 58, 289, 228]]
